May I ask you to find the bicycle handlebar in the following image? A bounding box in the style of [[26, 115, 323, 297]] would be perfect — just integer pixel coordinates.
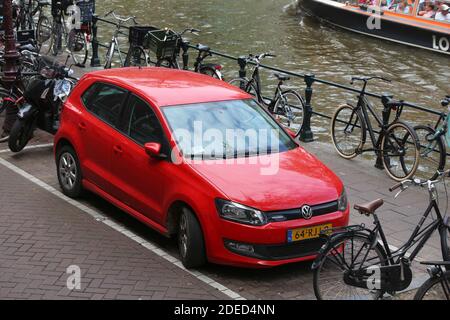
[[105, 10, 137, 24], [243, 53, 277, 64], [389, 169, 450, 192], [351, 76, 391, 85]]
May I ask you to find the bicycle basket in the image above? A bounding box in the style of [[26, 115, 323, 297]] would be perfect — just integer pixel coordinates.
[[76, 0, 95, 23], [129, 26, 158, 48], [143, 29, 179, 59]]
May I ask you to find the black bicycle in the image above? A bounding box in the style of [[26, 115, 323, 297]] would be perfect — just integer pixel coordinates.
[[228, 53, 305, 136], [312, 169, 450, 300], [414, 261, 450, 300], [331, 76, 420, 181], [13, 0, 35, 30], [414, 95, 450, 181]]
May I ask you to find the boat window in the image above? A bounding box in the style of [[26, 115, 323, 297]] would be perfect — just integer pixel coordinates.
[[417, 1, 450, 22], [380, 0, 414, 14]]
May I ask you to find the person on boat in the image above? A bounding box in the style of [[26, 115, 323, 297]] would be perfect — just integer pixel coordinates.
[[435, 4, 450, 20], [395, 0, 413, 13], [381, 0, 396, 9], [418, 2, 437, 18]]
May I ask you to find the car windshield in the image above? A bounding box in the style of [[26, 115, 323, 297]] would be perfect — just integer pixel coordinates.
[[162, 99, 297, 160]]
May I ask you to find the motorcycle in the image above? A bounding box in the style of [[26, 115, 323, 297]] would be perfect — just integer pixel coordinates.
[[8, 57, 76, 152]]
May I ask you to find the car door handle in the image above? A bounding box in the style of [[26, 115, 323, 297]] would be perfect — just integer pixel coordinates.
[[78, 122, 86, 130], [113, 145, 123, 154]]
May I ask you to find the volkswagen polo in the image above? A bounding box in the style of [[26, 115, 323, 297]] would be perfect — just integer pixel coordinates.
[[54, 67, 349, 268]]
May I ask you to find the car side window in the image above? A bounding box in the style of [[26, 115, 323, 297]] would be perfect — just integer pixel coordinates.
[[123, 94, 163, 145], [81, 83, 128, 127]]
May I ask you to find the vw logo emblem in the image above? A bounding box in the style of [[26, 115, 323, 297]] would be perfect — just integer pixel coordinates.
[[301, 205, 313, 220]]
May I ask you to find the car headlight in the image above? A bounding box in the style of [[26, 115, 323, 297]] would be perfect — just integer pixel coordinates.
[[215, 199, 267, 226], [337, 188, 348, 212]]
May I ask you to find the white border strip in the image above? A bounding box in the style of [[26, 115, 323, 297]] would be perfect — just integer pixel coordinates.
[[0, 157, 246, 300], [0, 143, 54, 154]]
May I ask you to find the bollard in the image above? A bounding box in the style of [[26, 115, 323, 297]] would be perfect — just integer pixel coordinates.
[[90, 14, 101, 67], [299, 73, 315, 142], [237, 56, 247, 90]]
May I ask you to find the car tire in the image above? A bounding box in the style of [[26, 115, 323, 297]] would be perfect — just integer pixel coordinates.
[[56, 145, 84, 198], [178, 207, 206, 268]]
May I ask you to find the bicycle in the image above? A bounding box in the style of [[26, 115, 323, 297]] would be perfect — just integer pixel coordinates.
[[152, 28, 199, 69], [13, 0, 35, 31], [140, 28, 224, 80], [312, 169, 450, 300], [41, 1, 89, 67], [413, 95, 450, 181], [331, 76, 420, 181], [228, 53, 305, 136], [124, 25, 158, 67], [103, 10, 137, 69], [33, 1, 53, 49], [414, 261, 450, 300]]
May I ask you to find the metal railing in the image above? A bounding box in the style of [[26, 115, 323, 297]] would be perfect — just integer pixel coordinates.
[[88, 14, 447, 151]]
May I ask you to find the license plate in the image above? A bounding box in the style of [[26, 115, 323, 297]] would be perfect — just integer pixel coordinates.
[[287, 224, 332, 242]]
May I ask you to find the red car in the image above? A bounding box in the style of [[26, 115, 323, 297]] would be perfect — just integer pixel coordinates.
[[54, 67, 349, 268]]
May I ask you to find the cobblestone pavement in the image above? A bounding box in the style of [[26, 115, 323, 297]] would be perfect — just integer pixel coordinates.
[[0, 114, 448, 299]]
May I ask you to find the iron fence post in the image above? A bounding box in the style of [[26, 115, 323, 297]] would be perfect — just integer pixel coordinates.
[[299, 73, 315, 142], [90, 13, 101, 67], [238, 56, 247, 90]]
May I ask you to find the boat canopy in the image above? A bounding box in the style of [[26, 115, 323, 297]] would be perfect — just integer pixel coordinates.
[[340, 0, 450, 23]]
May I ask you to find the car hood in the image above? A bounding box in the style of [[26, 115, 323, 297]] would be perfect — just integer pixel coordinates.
[[189, 147, 343, 212]]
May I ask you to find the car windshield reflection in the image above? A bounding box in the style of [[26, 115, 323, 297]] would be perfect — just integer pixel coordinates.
[[162, 99, 297, 160]]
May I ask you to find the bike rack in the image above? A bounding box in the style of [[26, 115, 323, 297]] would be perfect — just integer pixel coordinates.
[[88, 14, 449, 159]]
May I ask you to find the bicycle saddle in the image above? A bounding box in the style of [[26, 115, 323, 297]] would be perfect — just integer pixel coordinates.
[[274, 73, 290, 81], [354, 198, 384, 215], [382, 94, 403, 109], [197, 44, 210, 52], [37, 0, 50, 5]]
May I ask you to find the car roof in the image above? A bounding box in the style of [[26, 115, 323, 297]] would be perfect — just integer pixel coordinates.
[[82, 67, 251, 106]]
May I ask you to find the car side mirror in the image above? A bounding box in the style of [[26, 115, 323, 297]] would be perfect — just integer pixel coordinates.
[[144, 142, 166, 159]]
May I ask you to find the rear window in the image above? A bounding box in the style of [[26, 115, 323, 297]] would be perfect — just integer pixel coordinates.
[[81, 82, 128, 127]]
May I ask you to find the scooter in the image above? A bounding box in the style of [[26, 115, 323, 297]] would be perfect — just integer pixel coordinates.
[[8, 56, 76, 152]]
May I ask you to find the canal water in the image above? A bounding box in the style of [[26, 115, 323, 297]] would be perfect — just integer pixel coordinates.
[[95, 0, 449, 139]]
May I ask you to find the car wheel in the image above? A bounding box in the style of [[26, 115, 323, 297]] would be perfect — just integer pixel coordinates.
[[57, 145, 83, 198], [178, 207, 206, 268]]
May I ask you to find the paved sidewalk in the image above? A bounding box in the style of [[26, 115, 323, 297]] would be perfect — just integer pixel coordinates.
[[0, 163, 229, 300], [0, 108, 448, 299]]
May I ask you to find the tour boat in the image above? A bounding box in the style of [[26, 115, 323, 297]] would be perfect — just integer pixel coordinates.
[[297, 0, 450, 55]]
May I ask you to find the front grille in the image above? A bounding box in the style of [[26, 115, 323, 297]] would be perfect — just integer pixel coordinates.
[[266, 200, 339, 222], [224, 238, 326, 261]]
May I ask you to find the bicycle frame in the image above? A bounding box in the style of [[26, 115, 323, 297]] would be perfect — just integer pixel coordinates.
[[107, 27, 125, 67], [246, 65, 283, 106]]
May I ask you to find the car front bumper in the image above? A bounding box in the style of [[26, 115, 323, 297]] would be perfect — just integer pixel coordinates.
[[205, 208, 350, 268]]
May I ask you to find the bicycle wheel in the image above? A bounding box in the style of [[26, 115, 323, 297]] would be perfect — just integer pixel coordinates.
[[414, 272, 450, 300], [381, 122, 420, 181], [199, 65, 221, 80], [67, 29, 88, 67], [413, 125, 446, 181], [331, 104, 366, 159], [228, 78, 259, 101], [47, 22, 64, 56], [313, 234, 386, 300], [272, 90, 305, 137], [124, 46, 149, 67], [156, 57, 177, 68], [36, 15, 52, 50]]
